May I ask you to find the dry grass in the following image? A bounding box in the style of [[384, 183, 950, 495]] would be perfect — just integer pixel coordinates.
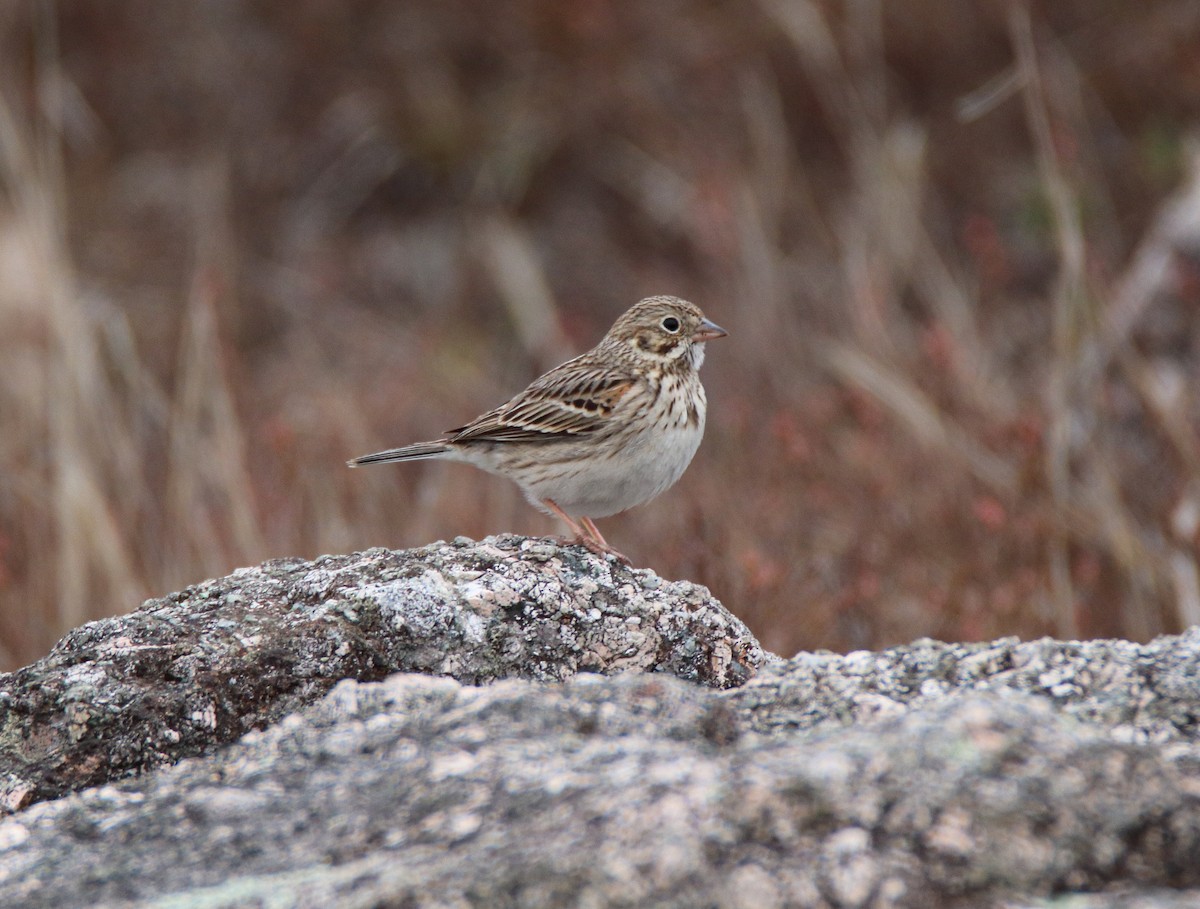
[[1, 0, 1199, 667]]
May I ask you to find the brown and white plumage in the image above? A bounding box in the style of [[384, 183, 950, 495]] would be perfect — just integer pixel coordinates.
[[348, 295, 727, 561]]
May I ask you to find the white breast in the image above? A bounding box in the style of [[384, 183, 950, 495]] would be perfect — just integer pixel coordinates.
[[518, 376, 707, 518]]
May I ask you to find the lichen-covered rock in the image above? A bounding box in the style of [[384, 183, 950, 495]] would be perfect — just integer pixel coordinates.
[[0, 671, 1198, 908], [0, 536, 770, 814], [3, 538, 1200, 908], [731, 631, 1200, 742]]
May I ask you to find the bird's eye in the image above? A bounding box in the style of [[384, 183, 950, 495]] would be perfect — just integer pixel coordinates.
[[661, 316, 680, 333]]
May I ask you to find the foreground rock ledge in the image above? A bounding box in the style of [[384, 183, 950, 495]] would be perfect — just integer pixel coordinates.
[[0, 536, 768, 813], [1, 536, 1199, 908], [2, 671, 1199, 908]]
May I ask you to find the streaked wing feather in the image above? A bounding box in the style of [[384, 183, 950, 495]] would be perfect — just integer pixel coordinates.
[[447, 358, 636, 444]]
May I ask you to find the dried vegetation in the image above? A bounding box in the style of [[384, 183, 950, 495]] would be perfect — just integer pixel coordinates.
[[1, 0, 1199, 666]]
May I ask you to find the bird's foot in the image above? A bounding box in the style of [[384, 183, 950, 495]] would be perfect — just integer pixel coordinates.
[[569, 533, 632, 566], [541, 499, 632, 565], [577, 516, 631, 565]]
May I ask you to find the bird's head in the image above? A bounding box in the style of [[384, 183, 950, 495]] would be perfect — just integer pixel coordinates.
[[607, 295, 727, 368]]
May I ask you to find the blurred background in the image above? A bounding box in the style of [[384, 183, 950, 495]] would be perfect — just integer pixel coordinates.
[[2, 0, 1200, 669]]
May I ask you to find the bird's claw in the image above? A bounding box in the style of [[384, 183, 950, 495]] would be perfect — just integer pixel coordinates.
[[573, 535, 632, 566], [551, 533, 631, 565]]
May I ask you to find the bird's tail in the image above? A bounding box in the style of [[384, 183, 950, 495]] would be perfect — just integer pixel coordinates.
[[347, 442, 451, 467]]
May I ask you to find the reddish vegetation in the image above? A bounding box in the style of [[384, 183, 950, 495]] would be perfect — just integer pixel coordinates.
[[1, 1, 1199, 667]]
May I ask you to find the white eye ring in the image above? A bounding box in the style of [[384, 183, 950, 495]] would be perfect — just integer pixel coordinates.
[[661, 316, 680, 333]]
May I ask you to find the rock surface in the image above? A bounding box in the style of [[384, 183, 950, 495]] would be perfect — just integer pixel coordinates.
[[2, 537, 1199, 908], [0, 537, 767, 813]]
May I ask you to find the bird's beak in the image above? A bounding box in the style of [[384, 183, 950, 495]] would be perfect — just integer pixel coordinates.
[[692, 318, 728, 342]]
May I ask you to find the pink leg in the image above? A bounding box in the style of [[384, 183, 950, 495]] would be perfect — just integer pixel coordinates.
[[542, 500, 630, 564], [581, 516, 631, 566], [541, 498, 587, 538], [580, 516, 608, 548]]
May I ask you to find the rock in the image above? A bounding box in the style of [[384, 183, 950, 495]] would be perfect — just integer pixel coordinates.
[[2, 673, 1199, 908], [1, 537, 1199, 908], [0, 537, 770, 814], [731, 632, 1200, 743]]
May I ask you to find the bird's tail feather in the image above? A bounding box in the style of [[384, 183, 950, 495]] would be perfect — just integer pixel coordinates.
[[347, 442, 451, 467]]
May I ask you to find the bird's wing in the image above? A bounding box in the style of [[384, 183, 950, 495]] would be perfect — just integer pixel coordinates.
[[447, 357, 636, 444]]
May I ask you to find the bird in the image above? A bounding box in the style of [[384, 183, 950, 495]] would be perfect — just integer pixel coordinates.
[[348, 295, 727, 563]]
